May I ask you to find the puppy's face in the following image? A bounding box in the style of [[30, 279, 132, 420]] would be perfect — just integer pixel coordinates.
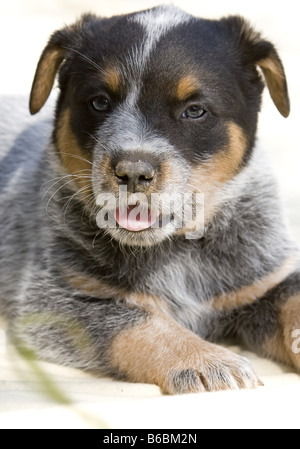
[[30, 6, 289, 247]]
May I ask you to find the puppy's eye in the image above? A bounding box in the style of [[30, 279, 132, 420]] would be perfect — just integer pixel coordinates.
[[182, 105, 207, 120], [90, 96, 110, 112]]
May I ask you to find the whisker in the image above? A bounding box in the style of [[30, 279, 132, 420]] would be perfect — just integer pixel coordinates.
[[42, 168, 93, 199], [59, 152, 93, 166], [85, 133, 108, 151], [81, 195, 98, 225], [61, 186, 93, 222], [61, 185, 91, 209], [46, 178, 81, 215], [92, 229, 103, 249], [42, 174, 74, 188], [63, 46, 102, 72], [41, 174, 76, 199]]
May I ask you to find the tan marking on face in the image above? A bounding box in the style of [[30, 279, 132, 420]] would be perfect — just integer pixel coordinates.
[[216, 121, 248, 184], [103, 67, 122, 93], [56, 108, 93, 197], [181, 122, 247, 230], [176, 75, 199, 102], [198, 121, 247, 185], [30, 47, 65, 115], [212, 256, 298, 311]]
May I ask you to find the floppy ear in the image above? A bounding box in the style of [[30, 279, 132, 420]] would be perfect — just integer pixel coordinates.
[[29, 41, 65, 115], [29, 14, 95, 115], [257, 51, 290, 117], [223, 16, 290, 118]]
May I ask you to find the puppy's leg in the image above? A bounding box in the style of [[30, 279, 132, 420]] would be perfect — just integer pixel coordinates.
[[110, 312, 261, 394], [228, 271, 300, 371], [13, 289, 260, 394]]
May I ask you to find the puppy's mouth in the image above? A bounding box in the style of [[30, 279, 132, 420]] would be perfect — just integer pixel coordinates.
[[115, 206, 158, 232], [95, 193, 185, 246]]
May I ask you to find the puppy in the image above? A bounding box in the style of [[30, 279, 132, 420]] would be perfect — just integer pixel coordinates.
[[0, 5, 299, 394]]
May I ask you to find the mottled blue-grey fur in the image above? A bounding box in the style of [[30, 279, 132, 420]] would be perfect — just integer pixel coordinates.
[[0, 6, 300, 394]]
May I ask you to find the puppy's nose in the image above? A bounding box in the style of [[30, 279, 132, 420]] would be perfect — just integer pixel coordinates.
[[114, 160, 156, 192]]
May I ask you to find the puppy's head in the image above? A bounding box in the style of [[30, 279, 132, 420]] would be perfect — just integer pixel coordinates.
[[30, 6, 289, 247]]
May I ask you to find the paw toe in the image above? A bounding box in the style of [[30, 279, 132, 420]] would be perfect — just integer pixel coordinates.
[[164, 356, 261, 394], [165, 369, 206, 394]]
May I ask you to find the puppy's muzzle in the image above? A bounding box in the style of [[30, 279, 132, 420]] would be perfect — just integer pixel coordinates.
[[114, 159, 156, 193]]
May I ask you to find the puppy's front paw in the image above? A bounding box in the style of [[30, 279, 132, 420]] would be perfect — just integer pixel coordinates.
[[164, 346, 262, 394], [111, 314, 262, 395]]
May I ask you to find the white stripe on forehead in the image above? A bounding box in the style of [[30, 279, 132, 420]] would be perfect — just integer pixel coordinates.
[[133, 5, 191, 38], [103, 6, 193, 152], [124, 6, 192, 106], [132, 5, 192, 68]]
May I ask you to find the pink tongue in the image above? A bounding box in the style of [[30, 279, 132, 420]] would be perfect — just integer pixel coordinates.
[[116, 206, 157, 232]]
